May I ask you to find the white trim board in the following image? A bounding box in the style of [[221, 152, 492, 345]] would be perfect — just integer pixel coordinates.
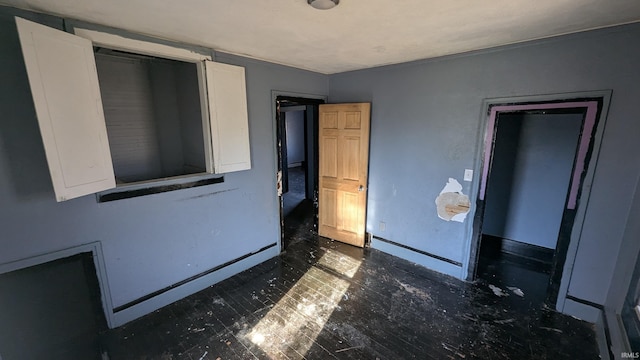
[[73, 28, 211, 63]]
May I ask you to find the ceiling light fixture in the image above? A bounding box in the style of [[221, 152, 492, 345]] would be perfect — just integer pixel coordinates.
[[308, 0, 339, 10]]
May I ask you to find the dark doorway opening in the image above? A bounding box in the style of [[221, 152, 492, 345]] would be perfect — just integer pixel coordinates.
[[470, 96, 608, 310], [276, 95, 325, 251]]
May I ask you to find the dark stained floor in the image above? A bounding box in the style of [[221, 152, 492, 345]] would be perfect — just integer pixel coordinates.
[[100, 211, 600, 359]]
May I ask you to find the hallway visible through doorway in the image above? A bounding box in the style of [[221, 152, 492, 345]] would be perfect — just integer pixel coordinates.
[[275, 94, 325, 251], [283, 166, 316, 247], [283, 167, 305, 217]]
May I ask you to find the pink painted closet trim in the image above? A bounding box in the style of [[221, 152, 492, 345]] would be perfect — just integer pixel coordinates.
[[480, 101, 598, 210]]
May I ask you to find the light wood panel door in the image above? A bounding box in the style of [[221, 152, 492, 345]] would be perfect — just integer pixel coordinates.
[[318, 103, 371, 247]]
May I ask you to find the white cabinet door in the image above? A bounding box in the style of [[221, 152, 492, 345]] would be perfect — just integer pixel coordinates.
[[205, 61, 252, 173], [16, 17, 115, 201]]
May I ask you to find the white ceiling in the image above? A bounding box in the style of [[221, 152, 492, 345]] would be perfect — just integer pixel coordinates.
[[3, 0, 640, 74]]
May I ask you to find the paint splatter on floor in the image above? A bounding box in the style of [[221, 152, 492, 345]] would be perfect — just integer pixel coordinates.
[[489, 284, 509, 297]]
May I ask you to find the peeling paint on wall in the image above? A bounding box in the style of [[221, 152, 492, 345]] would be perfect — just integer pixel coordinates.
[[435, 178, 470, 222]]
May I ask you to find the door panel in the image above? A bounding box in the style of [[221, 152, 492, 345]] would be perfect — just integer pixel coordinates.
[[321, 136, 338, 178], [205, 60, 251, 173], [341, 192, 359, 233], [345, 112, 361, 129], [320, 188, 338, 228], [15, 17, 116, 201], [318, 103, 371, 247], [322, 112, 338, 129], [343, 137, 361, 180]]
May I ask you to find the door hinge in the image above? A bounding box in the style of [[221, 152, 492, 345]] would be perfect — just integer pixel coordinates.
[[365, 232, 372, 248], [277, 170, 283, 197]]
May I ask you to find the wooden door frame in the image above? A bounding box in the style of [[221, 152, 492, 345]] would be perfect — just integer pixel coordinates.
[[272, 91, 327, 252], [278, 110, 290, 194], [467, 90, 612, 310]]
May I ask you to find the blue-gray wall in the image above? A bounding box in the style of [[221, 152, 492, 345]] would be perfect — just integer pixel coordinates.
[[0, 7, 328, 326], [329, 23, 640, 319], [483, 113, 583, 249]]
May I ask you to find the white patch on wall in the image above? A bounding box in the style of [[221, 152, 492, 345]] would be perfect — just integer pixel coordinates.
[[435, 178, 470, 222]]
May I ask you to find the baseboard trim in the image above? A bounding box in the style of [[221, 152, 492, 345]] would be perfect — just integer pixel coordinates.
[[371, 235, 463, 279], [566, 294, 605, 310], [114, 242, 277, 313], [482, 235, 554, 265], [373, 236, 461, 266], [111, 242, 279, 327], [564, 294, 614, 359]]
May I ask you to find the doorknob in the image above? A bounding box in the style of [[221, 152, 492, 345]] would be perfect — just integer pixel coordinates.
[[358, 185, 365, 192]]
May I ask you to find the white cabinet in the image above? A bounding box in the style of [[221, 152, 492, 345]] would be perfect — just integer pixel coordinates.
[[205, 61, 251, 173], [15, 17, 251, 202]]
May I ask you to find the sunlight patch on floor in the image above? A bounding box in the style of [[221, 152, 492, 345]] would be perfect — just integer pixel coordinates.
[[246, 251, 362, 358], [316, 248, 362, 278]]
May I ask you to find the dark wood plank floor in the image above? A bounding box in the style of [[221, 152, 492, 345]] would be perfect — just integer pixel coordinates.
[[101, 218, 600, 359]]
